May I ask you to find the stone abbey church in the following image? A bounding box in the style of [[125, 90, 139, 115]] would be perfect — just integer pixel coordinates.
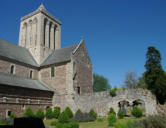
[[0, 4, 93, 118], [0, 4, 158, 118]]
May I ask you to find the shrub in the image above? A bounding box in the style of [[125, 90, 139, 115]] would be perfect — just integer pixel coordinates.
[[36, 108, 45, 119], [24, 107, 35, 117], [71, 112, 95, 122], [50, 120, 57, 126], [58, 111, 70, 123], [69, 121, 79, 128], [64, 107, 73, 118], [56, 122, 79, 128], [131, 106, 143, 118], [45, 107, 53, 119], [9, 112, 17, 118], [110, 88, 117, 97], [108, 113, 117, 126], [53, 106, 60, 119], [89, 109, 97, 119], [97, 118, 104, 122], [133, 115, 166, 128], [75, 109, 81, 115], [114, 120, 137, 128], [117, 109, 124, 119], [109, 107, 116, 115]]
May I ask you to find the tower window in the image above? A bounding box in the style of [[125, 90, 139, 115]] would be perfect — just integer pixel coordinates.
[[77, 87, 81, 95], [51, 66, 55, 77], [29, 70, 33, 78], [10, 65, 15, 74]]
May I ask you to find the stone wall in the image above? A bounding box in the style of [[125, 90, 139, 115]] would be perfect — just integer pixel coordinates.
[[72, 42, 93, 94], [0, 59, 38, 79], [74, 89, 158, 117], [40, 63, 67, 91], [0, 85, 53, 117]]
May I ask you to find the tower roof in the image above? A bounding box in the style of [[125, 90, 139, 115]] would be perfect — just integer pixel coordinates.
[[21, 4, 61, 25], [37, 3, 47, 11]]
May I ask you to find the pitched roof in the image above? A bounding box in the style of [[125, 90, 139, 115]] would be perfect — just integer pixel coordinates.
[[41, 44, 78, 66], [0, 39, 39, 67], [0, 72, 53, 92]]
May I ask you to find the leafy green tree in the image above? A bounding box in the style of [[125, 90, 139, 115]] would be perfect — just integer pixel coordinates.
[[144, 46, 166, 104], [24, 107, 35, 117], [93, 73, 111, 92], [36, 108, 45, 119], [137, 73, 148, 89]]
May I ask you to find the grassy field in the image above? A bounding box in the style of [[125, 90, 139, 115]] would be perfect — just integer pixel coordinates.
[[44, 117, 143, 128]]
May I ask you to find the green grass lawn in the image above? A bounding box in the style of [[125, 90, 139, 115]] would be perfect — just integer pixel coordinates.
[[44, 117, 143, 128]]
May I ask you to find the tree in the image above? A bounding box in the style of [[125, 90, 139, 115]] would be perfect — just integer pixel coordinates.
[[137, 73, 148, 89], [53, 107, 60, 119], [64, 107, 73, 118], [45, 107, 53, 119], [144, 46, 166, 104], [24, 107, 35, 117], [36, 108, 45, 119], [123, 72, 138, 88], [93, 73, 111, 92]]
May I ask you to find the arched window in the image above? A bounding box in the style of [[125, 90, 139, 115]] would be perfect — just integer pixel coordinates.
[[10, 65, 15, 74], [30, 70, 33, 78], [51, 66, 54, 77]]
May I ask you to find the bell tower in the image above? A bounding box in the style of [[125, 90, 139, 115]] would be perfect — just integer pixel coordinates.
[[19, 4, 61, 64]]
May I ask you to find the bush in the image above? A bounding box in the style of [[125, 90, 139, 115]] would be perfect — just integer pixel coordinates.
[[131, 106, 143, 118], [24, 107, 35, 117], [117, 109, 124, 119], [108, 113, 117, 126], [133, 115, 166, 128], [58, 111, 70, 123], [9, 112, 17, 118], [36, 108, 45, 119], [110, 88, 117, 97], [64, 107, 73, 118], [75, 109, 81, 115], [109, 107, 116, 115], [53, 106, 60, 119], [71, 112, 95, 122], [97, 118, 104, 122], [89, 109, 97, 119], [50, 120, 57, 126], [45, 107, 53, 119], [56, 122, 79, 128], [114, 120, 137, 128]]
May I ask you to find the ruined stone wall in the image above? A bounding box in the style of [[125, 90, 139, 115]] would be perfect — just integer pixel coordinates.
[[74, 89, 158, 117], [0, 59, 38, 79], [0, 85, 53, 117], [72, 42, 93, 94]]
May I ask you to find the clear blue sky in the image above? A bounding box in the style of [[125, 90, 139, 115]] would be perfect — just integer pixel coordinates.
[[0, 0, 166, 87]]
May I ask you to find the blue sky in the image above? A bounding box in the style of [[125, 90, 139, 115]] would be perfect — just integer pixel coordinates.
[[0, 0, 166, 87]]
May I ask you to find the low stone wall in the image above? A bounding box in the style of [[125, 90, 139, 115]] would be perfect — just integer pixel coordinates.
[[74, 89, 158, 117]]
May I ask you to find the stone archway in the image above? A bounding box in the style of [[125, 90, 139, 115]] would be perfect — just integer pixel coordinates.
[[118, 100, 131, 116]]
